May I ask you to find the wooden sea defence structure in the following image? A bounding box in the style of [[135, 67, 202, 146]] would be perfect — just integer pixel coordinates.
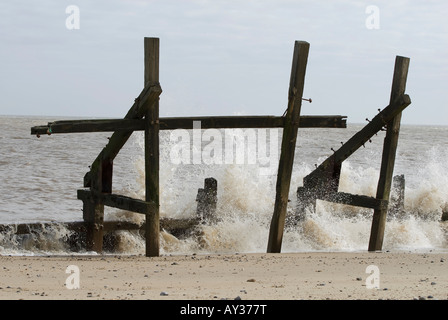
[[28, 38, 346, 256], [20, 37, 417, 256]]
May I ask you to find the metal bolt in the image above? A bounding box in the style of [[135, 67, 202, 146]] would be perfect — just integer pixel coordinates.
[[302, 98, 312, 103]]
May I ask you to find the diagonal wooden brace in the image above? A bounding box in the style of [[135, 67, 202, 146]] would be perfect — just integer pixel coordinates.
[[84, 82, 162, 188]]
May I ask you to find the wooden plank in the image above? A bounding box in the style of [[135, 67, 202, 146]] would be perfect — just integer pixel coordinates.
[[0, 218, 198, 236], [103, 193, 156, 215], [299, 115, 347, 128], [30, 115, 347, 135], [77, 189, 156, 215], [31, 119, 147, 135], [303, 93, 411, 190], [267, 41, 309, 253], [162, 116, 282, 130], [0, 222, 86, 235], [144, 37, 160, 257], [369, 56, 410, 252], [320, 192, 389, 210], [159, 115, 346, 130]]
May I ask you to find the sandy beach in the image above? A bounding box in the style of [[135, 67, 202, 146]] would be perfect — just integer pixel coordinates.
[[0, 251, 446, 300]]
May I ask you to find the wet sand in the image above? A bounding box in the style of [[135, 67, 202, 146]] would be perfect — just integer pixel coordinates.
[[0, 251, 447, 300]]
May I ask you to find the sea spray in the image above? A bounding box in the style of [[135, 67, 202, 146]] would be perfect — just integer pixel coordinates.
[[405, 146, 448, 219]]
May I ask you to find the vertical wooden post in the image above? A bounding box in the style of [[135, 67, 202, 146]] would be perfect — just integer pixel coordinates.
[[196, 177, 218, 223], [144, 37, 160, 257], [267, 41, 309, 253], [83, 157, 106, 252], [101, 159, 113, 194], [368, 56, 410, 251], [82, 198, 103, 252]]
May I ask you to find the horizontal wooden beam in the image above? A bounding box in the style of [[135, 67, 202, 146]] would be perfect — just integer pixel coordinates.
[[0, 221, 140, 234], [31, 119, 147, 135], [31, 115, 347, 135], [319, 192, 389, 211], [162, 116, 285, 130], [159, 115, 346, 130], [0, 218, 199, 235], [77, 189, 156, 215], [299, 115, 347, 128]]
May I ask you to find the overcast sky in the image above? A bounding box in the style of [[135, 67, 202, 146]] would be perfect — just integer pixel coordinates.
[[0, 0, 447, 125]]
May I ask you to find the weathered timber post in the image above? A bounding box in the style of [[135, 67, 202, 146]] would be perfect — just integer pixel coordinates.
[[196, 178, 218, 223], [267, 41, 309, 253], [83, 153, 111, 252], [144, 37, 160, 257], [369, 56, 410, 251]]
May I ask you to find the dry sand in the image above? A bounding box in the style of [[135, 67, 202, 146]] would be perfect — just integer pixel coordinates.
[[0, 251, 447, 301]]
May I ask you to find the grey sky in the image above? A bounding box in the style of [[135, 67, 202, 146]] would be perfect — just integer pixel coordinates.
[[0, 0, 447, 125]]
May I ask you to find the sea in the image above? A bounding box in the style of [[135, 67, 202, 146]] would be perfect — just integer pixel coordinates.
[[0, 115, 447, 255]]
